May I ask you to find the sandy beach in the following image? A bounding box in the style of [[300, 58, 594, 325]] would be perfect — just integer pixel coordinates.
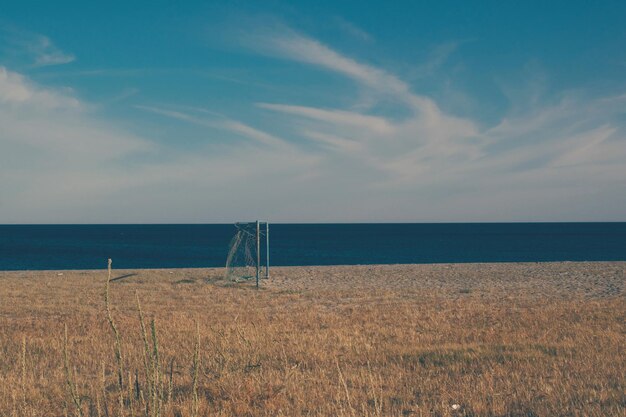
[[1, 262, 624, 416]]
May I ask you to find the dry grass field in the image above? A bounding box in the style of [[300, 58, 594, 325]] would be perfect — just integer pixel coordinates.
[[0, 262, 624, 416]]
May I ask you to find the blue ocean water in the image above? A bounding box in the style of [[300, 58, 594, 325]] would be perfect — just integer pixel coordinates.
[[0, 223, 625, 271]]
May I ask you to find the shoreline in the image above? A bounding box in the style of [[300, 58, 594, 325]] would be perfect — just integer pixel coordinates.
[[1, 259, 625, 272], [2, 261, 624, 300]]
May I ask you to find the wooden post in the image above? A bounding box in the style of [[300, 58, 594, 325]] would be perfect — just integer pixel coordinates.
[[256, 220, 260, 288], [265, 222, 270, 279]]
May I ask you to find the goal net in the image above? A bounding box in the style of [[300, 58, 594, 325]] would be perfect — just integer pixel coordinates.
[[224, 221, 269, 283]]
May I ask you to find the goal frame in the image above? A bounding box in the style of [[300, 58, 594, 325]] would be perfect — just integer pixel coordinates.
[[227, 220, 269, 287]]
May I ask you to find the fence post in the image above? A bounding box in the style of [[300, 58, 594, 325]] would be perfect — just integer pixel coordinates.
[[256, 220, 260, 288], [266, 222, 270, 279]]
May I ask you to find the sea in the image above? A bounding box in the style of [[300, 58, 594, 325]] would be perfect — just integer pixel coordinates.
[[0, 223, 625, 271]]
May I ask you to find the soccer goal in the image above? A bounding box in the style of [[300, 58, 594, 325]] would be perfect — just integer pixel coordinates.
[[224, 221, 269, 287]]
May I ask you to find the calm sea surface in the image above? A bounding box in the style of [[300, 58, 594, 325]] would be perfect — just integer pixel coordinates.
[[0, 223, 625, 270]]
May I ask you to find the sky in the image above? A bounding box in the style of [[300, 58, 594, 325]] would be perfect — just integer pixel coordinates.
[[1, 0, 625, 223]]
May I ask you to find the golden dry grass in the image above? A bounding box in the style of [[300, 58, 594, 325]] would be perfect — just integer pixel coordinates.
[[0, 262, 624, 416]]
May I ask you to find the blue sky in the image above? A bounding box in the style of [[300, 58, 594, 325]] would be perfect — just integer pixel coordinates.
[[1, 1, 625, 223]]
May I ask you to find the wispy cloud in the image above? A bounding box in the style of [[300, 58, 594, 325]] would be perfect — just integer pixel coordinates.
[[0, 66, 148, 159], [408, 40, 469, 79], [0, 26, 74, 67], [0, 67, 322, 223], [134, 104, 199, 124], [258, 103, 395, 135], [244, 28, 483, 183], [0, 66, 80, 109], [245, 28, 410, 100], [237, 25, 626, 211], [136, 104, 290, 149], [333, 17, 372, 41], [30, 35, 75, 66]]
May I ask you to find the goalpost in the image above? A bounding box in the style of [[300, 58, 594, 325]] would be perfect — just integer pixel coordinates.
[[224, 221, 269, 287]]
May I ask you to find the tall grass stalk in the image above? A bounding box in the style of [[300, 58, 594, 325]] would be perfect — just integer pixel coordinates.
[[136, 293, 152, 414], [127, 370, 134, 417], [336, 359, 355, 417], [366, 361, 383, 417], [150, 318, 161, 417], [191, 322, 200, 417], [95, 394, 101, 417], [166, 359, 174, 415], [21, 337, 26, 407], [136, 292, 165, 417], [100, 361, 109, 417], [63, 324, 83, 417], [105, 259, 124, 392]]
